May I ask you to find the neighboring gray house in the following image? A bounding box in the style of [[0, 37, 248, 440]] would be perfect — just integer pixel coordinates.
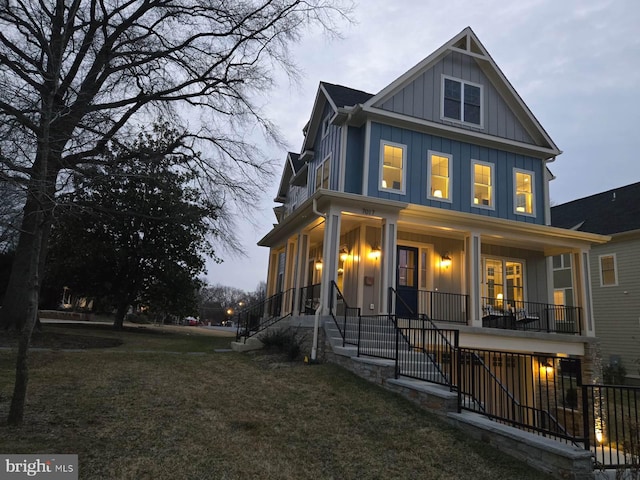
[[552, 182, 640, 384]]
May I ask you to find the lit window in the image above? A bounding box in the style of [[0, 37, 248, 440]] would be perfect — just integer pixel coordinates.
[[315, 157, 330, 192], [380, 142, 405, 193], [442, 76, 483, 126], [472, 161, 493, 208], [428, 151, 452, 201], [514, 170, 534, 215], [599, 254, 618, 286]]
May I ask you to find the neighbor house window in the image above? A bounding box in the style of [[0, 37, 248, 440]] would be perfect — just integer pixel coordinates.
[[427, 151, 452, 201], [472, 160, 493, 208], [380, 141, 405, 193], [442, 76, 483, 127], [514, 169, 534, 215], [599, 254, 618, 286], [315, 156, 330, 192]]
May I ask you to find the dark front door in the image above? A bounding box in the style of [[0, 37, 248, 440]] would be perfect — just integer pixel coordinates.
[[396, 246, 418, 317]]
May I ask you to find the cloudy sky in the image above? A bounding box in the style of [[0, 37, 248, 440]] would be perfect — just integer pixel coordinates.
[[205, 0, 640, 292]]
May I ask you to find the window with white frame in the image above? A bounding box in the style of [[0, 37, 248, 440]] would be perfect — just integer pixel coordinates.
[[514, 169, 535, 215], [315, 156, 330, 192], [472, 160, 493, 208], [442, 76, 483, 127], [427, 151, 452, 201], [483, 258, 525, 303], [599, 254, 618, 286], [380, 141, 405, 193], [321, 114, 331, 137]]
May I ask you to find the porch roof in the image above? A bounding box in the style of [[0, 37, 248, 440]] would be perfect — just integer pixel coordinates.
[[258, 190, 610, 252]]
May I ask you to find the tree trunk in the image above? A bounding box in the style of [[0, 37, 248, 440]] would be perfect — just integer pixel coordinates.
[[113, 300, 129, 330], [7, 210, 43, 425]]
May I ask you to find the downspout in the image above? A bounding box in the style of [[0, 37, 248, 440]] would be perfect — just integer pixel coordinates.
[[311, 198, 327, 361]]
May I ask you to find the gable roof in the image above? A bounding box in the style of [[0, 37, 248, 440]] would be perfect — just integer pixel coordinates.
[[321, 82, 373, 109], [551, 182, 640, 235], [362, 27, 560, 156], [275, 152, 305, 202]]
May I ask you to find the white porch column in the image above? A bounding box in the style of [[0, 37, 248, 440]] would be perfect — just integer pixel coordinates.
[[465, 232, 482, 327], [380, 214, 398, 314], [293, 233, 309, 315], [573, 249, 595, 337], [319, 206, 342, 315], [266, 248, 278, 297]]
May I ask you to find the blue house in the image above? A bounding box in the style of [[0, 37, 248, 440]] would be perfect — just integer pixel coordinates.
[[260, 27, 605, 339]]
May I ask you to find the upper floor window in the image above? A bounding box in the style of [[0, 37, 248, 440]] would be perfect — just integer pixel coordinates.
[[599, 254, 618, 287], [427, 151, 452, 202], [514, 169, 535, 216], [315, 156, 330, 192], [379, 141, 406, 193], [321, 114, 331, 138], [472, 160, 493, 208], [442, 76, 483, 127]]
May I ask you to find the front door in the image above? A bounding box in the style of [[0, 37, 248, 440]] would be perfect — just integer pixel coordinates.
[[396, 246, 418, 317]]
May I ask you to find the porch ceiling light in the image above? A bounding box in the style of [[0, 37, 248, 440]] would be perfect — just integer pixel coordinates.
[[440, 253, 452, 268]]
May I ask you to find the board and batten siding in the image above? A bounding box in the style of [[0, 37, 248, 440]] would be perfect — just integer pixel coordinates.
[[589, 237, 640, 372], [375, 51, 535, 145], [367, 122, 544, 224], [308, 103, 342, 196], [344, 126, 364, 194]]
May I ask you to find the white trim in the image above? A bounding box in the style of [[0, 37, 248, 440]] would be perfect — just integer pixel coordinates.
[[471, 159, 495, 210], [339, 125, 348, 192], [440, 74, 484, 129], [362, 120, 371, 196], [598, 253, 618, 287], [427, 150, 453, 203], [378, 140, 407, 195], [513, 168, 536, 218]]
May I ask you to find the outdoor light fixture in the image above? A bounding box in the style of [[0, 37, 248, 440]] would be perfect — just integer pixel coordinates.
[[339, 246, 349, 262], [368, 245, 381, 260], [440, 253, 452, 268], [315, 259, 323, 271], [540, 359, 554, 377]]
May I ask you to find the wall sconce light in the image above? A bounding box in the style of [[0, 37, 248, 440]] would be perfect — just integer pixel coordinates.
[[315, 259, 323, 271], [539, 359, 554, 377], [339, 246, 349, 262], [337, 267, 344, 275], [368, 245, 381, 260], [440, 253, 452, 268]]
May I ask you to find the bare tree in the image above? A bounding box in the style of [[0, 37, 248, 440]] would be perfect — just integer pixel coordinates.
[[0, 0, 352, 425]]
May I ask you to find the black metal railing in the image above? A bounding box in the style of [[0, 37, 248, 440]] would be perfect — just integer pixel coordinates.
[[395, 316, 459, 388], [584, 384, 640, 470], [457, 348, 584, 444], [299, 283, 321, 315], [329, 281, 360, 347], [417, 290, 469, 325], [235, 288, 295, 342], [356, 314, 398, 360], [481, 297, 582, 334]]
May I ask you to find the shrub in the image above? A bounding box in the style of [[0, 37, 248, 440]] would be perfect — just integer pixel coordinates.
[[603, 362, 627, 385], [260, 327, 305, 361]]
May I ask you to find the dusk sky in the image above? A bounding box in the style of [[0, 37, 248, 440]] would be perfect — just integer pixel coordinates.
[[205, 0, 640, 292]]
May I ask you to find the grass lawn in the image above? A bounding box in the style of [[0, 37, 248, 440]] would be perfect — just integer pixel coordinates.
[[0, 323, 553, 479]]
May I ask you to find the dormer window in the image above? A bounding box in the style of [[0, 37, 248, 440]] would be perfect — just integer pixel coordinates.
[[442, 76, 483, 127]]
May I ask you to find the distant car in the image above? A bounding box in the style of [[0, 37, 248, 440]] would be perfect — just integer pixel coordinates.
[[184, 316, 199, 326]]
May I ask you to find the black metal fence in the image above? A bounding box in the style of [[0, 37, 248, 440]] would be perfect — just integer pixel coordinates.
[[356, 314, 398, 360], [481, 297, 581, 334], [417, 290, 469, 325], [457, 348, 585, 444], [584, 384, 640, 470], [299, 283, 321, 315]]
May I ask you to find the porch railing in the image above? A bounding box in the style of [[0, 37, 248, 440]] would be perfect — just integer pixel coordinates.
[[299, 283, 321, 315], [457, 348, 585, 445], [235, 288, 295, 342], [418, 290, 469, 325], [481, 297, 582, 334], [329, 281, 360, 347]]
